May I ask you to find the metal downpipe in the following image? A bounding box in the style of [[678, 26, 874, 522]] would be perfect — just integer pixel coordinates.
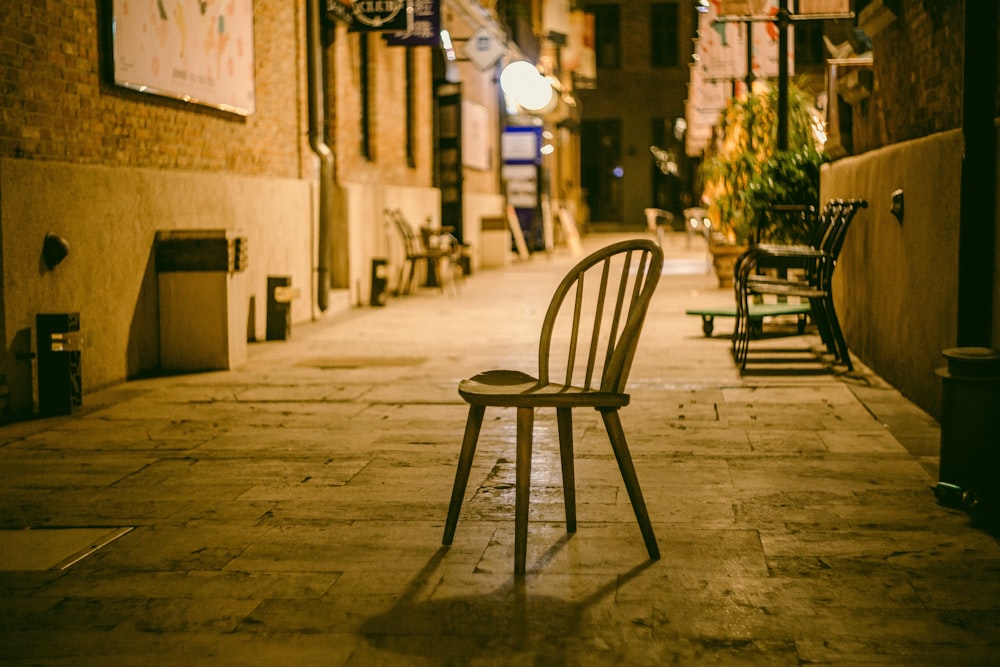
[[307, 0, 334, 312]]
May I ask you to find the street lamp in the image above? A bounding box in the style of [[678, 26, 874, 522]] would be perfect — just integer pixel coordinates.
[[500, 60, 558, 115]]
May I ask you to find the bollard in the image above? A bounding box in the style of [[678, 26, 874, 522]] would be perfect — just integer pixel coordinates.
[[266, 276, 297, 341], [36, 313, 83, 416], [370, 258, 388, 306], [935, 347, 1000, 510]]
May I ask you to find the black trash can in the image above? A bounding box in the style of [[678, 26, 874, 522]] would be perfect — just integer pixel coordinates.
[[935, 347, 1000, 510], [36, 312, 82, 416]]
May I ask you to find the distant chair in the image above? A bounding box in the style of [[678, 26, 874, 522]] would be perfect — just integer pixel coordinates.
[[732, 199, 868, 370], [387, 208, 462, 295], [644, 207, 673, 249], [442, 239, 664, 575], [682, 207, 712, 249]]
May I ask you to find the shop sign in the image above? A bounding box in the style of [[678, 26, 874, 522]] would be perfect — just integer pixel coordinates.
[[325, 0, 353, 24], [348, 0, 409, 31], [463, 27, 506, 71], [385, 0, 440, 46]]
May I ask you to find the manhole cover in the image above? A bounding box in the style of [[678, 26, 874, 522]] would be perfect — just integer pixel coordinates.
[[0, 527, 133, 570], [297, 356, 427, 369]]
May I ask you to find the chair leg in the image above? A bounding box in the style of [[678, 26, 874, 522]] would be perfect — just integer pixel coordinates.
[[809, 296, 836, 354], [395, 261, 407, 297], [403, 258, 416, 295], [600, 409, 660, 561], [514, 407, 534, 576], [822, 294, 853, 371], [556, 407, 577, 533], [736, 286, 752, 370], [442, 404, 486, 546]]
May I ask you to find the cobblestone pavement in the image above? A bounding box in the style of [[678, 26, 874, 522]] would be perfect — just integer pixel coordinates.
[[1, 231, 998, 666]]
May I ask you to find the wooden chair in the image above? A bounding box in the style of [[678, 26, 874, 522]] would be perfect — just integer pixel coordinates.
[[442, 239, 664, 575], [387, 209, 461, 295], [732, 199, 867, 370]]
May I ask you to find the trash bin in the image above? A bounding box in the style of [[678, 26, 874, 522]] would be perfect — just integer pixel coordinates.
[[155, 230, 248, 370], [935, 347, 1000, 510], [266, 275, 297, 340], [36, 312, 82, 416], [480, 216, 510, 268]]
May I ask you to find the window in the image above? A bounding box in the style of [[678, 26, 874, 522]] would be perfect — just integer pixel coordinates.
[[794, 20, 826, 68], [360, 34, 373, 161], [651, 3, 679, 68], [586, 4, 621, 69], [405, 47, 416, 168]]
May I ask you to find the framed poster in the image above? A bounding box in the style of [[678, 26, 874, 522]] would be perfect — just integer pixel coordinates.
[[112, 0, 256, 116]]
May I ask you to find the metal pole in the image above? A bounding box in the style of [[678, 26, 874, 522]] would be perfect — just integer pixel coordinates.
[[307, 0, 334, 312], [776, 0, 789, 150]]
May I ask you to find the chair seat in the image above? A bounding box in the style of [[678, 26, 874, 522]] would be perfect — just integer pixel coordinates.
[[745, 279, 825, 298], [459, 370, 630, 409]]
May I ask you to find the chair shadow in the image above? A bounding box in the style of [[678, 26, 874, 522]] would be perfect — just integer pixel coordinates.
[[359, 542, 655, 664]]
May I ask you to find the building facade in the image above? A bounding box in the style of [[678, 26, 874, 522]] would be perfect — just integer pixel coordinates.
[[0, 0, 583, 420]]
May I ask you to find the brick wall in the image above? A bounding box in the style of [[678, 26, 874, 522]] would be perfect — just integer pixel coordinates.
[[0, 1, 307, 179], [855, 0, 964, 153], [330, 28, 434, 188]]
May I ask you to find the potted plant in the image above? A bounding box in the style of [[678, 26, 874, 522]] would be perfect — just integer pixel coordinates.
[[698, 82, 827, 285]]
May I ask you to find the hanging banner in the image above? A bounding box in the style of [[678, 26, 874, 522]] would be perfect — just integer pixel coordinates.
[[348, 0, 409, 32], [795, 0, 850, 13], [384, 0, 440, 46], [563, 11, 596, 90], [701, 0, 792, 81]]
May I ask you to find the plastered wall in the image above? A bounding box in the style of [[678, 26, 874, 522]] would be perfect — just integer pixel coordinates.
[[822, 130, 965, 417], [1, 158, 315, 418]]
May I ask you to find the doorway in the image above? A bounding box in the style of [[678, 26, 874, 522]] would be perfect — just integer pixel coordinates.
[[581, 119, 623, 224]]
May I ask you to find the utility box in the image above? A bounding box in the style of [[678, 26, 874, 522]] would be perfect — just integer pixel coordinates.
[[480, 216, 511, 268], [155, 230, 248, 371]]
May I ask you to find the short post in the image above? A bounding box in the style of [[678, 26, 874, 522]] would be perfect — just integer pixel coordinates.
[[370, 258, 388, 306], [266, 276, 298, 340]]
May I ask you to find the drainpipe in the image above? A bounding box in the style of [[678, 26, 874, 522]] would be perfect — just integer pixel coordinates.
[[956, 0, 997, 345], [307, 0, 334, 312]]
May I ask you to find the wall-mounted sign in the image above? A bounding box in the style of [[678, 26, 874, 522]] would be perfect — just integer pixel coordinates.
[[111, 0, 256, 115], [349, 0, 409, 32], [463, 27, 506, 71], [501, 164, 538, 209], [501, 126, 541, 163], [385, 0, 440, 46]]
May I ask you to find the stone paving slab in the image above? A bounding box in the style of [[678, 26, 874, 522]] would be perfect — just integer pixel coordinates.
[[1, 232, 998, 665]]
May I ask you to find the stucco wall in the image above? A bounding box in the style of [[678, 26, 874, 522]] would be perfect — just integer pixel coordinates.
[[822, 130, 964, 418], [1, 158, 315, 418]]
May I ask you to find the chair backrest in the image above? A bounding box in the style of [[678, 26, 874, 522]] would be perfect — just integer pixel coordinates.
[[823, 199, 867, 259], [537, 239, 664, 394], [816, 198, 867, 283], [387, 208, 424, 258]]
